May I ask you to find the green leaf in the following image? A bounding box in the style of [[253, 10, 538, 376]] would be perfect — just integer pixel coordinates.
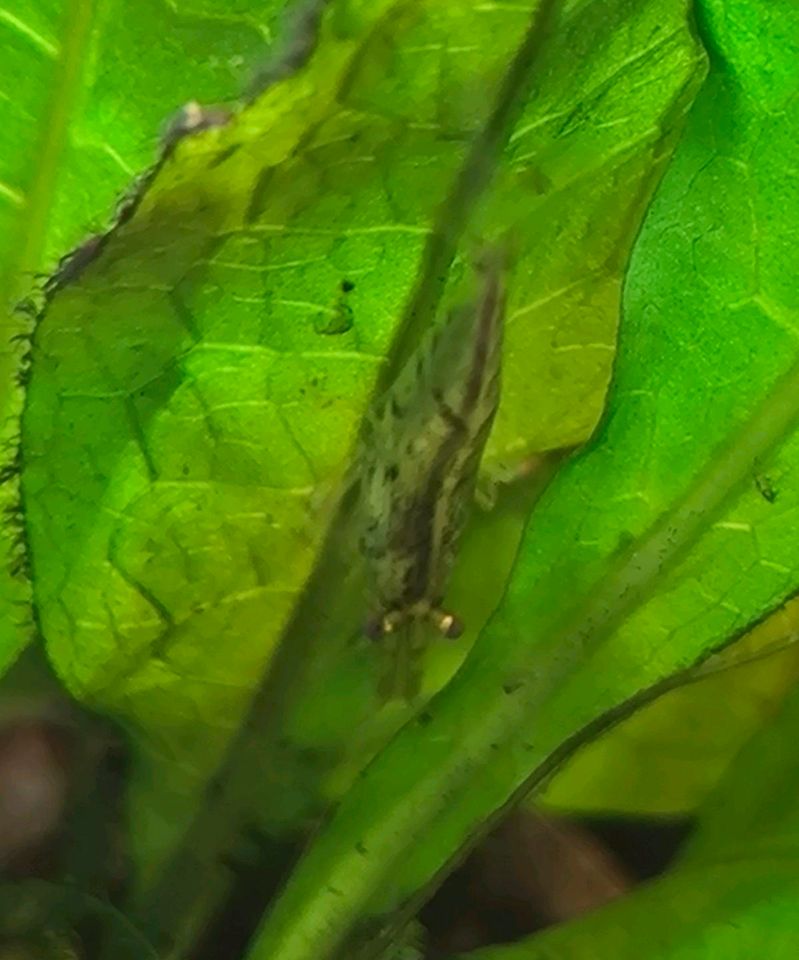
[[541, 597, 799, 816], [221, 0, 705, 831], [244, 0, 799, 957], [1, 0, 282, 275], [20, 0, 700, 902], [456, 679, 799, 960], [0, 0, 288, 676], [25, 0, 535, 876]]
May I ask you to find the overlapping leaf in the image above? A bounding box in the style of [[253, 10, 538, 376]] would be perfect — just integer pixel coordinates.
[[0, 0, 288, 674], [458, 679, 799, 960], [542, 598, 799, 816], [244, 1, 799, 958], [20, 0, 701, 889]]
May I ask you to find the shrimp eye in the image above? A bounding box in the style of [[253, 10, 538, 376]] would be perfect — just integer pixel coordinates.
[[432, 610, 464, 639]]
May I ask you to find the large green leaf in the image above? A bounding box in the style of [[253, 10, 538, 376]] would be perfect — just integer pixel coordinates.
[[20, 0, 701, 904], [0, 0, 288, 676], [541, 597, 799, 816], [244, 0, 799, 957], [457, 678, 799, 960]]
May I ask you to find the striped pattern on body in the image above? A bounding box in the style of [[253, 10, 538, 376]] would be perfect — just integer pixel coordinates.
[[358, 252, 506, 694]]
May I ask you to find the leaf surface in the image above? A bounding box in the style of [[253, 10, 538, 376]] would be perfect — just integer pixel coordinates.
[[20, 0, 701, 890], [0, 0, 287, 676], [458, 678, 799, 960], [244, 1, 799, 957], [542, 597, 799, 816]]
